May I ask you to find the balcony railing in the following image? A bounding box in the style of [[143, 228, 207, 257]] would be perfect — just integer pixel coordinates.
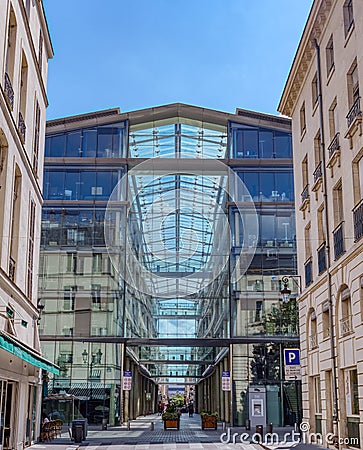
[[353, 199, 363, 242], [328, 132, 340, 159], [340, 315, 352, 336], [346, 97, 362, 128], [4, 72, 14, 110], [301, 184, 309, 203], [333, 222, 344, 260], [310, 333, 318, 349], [9, 257, 16, 282], [18, 112, 26, 143], [317, 243, 326, 274], [305, 259, 313, 287], [313, 162, 322, 184]]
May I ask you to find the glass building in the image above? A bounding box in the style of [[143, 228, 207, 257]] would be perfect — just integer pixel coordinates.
[[39, 104, 300, 426]]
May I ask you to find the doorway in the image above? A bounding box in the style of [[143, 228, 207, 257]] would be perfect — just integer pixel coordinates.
[[0, 380, 17, 450]]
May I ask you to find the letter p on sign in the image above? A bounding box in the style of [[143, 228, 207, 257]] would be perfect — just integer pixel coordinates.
[[284, 349, 300, 366]]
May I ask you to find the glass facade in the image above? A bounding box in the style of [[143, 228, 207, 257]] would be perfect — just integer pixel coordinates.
[[39, 108, 299, 427]]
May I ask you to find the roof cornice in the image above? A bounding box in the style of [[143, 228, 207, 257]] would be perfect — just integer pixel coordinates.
[[278, 0, 334, 117]]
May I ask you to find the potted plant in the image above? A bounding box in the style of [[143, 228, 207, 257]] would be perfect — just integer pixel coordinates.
[[200, 410, 218, 430], [162, 404, 181, 430]]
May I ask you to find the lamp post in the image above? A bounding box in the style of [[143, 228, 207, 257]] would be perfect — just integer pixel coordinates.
[[279, 276, 302, 427]]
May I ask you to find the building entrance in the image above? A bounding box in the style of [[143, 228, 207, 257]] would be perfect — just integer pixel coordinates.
[[0, 380, 17, 450]]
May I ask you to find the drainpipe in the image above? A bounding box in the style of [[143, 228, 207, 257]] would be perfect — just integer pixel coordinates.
[[314, 38, 339, 438]]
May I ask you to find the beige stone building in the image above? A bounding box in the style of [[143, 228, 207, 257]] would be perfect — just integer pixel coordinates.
[[279, 0, 363, 447], [0, 1, 54, 448]]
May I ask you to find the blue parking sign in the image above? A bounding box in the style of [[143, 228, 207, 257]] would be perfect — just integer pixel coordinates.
[[284, 349, 300, 366]]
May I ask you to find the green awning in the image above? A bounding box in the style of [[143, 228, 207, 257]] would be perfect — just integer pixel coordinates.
[[0, 331, 59, 375]]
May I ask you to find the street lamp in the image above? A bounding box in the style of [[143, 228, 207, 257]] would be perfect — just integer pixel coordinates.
[[280, 276, 292, 303]]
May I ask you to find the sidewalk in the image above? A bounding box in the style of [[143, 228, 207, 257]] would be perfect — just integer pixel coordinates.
[[29, 415, 327, 449]]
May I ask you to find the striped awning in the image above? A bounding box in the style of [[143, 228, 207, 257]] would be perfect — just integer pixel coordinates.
[[0, 331, 59, 375]]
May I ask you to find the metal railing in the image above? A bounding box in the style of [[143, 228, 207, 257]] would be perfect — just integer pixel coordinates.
[[9, 257, 16, 281], [328, 132, 340, 159], [313, 162, 322, 184], [333, 222, 344, 260], [310, 333, 318, 349], [317, 243, 326, 274], [4, 72, 14, 110], [305, 259, 313, 287], [301, 184, 309, 203], [346, 97, 362, 128], [353, 199, 363, 241], [18, 112, 26, 142], [340, 316, 352, 336]]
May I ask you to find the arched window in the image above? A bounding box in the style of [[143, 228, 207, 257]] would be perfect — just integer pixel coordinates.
[[340, 286, 352, 336], [309, 308, 318, 350]]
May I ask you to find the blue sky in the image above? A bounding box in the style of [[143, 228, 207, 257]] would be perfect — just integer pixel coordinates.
[[43, 0, 313, 120]]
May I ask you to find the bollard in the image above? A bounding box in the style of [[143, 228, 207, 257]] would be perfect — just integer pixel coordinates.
[[102, 418, 107, 430], [294, 422, 298, 432], [127, 421, 131, 430], [245, 419, 251, 431], [150, 421, 154, 431], [222, 422, 226, 431], [255, 425, 263, 443]]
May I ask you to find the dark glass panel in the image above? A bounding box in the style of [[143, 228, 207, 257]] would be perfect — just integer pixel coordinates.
[[243, 172, 259, 201], [64, 171, 80, 200], [66, 131, 81, 157], [259, 130, 274, 158], [243, 130, 258, 158], [46, 171, 65, 200], [275, 172, 294, 201], [260, 213, 275, 243], [233, 130, 243, 158], [80, 171, 97, 200], [112, 128, 123, 157], [260, 172, 275, 201], [96, 172, 112, 199], [48, 134, 65, 157], [94, 210, 105, 245], [98, 128, 114, 158], [274, 131, 292, 158], [82, 129, 97, 157]]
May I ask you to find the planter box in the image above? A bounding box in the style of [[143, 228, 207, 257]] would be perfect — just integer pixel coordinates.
[[201, 415, 218, 430], [164, 419, 180, 430]]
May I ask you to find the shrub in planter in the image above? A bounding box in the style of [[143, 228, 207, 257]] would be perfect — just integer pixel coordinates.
[[200, 411, 218, 430], [162, 405, 181, 430]]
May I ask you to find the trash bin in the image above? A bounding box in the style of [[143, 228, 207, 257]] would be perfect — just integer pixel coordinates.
[[255, 425, 263, 442], [102, 418, 107, 430], [73, 423, 83, 443], [72, 419, 87, 441]]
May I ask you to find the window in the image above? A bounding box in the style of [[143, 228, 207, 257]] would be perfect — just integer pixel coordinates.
[[300, 103, 306, 135], [302, 155, 308, 188], [326, 35, 334, 75], [66, 253, 77, 273], [38, 31, 43, 73], [310, 310, 317, 348], [305, 223, 311, 260], [333, 181, 344, 226], [314, 376, 322, 414], [91, 284, 101, 309], [328, 98, 338, 141], [312, 74, 318, 108], [341, 287, 352, 335], [9, 166, 22, 279], [92, 253, 102, 273], [345, 369, 359, 415], [347, 60, 359, 108], [314, 131, 321, 166], [5, 8, 17, 87], [33, 100, 40, 173], [64, 286, 76, 311], [322, 302, 330, 339], [317, 204, 325, 244], [19, 52, 28, 143], [27, 200, 35, 299], [343, 0, 354, 37]]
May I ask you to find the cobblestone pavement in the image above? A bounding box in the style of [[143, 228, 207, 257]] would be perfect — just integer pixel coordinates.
[[29, 414, 325, 450]]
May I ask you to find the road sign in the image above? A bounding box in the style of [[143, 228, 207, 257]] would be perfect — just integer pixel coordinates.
[[222, 371, 231, 391], [284, 349, 301, 380], [123, 371, 132, 390]]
